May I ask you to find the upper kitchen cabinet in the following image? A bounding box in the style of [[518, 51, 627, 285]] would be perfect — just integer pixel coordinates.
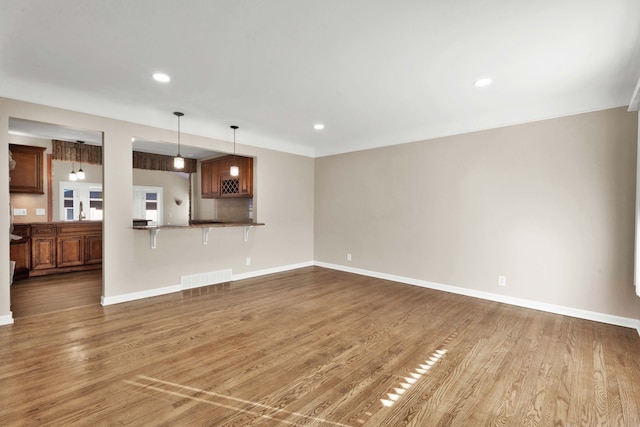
[[201, 158, 221, 198], [201, 155, 253, 199], [9, 144, 45, 194]]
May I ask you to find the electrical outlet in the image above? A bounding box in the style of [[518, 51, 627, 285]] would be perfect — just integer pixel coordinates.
[[13, 208, 27, 216], [36, 208, 46, 216], [347, 253, 352, 261], [498, 275, 507, 287], [246, 257, 251, 266]]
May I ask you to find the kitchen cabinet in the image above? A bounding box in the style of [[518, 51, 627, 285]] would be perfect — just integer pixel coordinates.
[[201, 155, 253, 199], [10, 224, 31, 281], [237, 156, 253, 197], [31, 224, 57, 271], [85, 234, 103, 265], [201, 159, 221, 198], [29, 222, 102, 276], [9, 144, 45, 194], [57, 235, 84, 267]]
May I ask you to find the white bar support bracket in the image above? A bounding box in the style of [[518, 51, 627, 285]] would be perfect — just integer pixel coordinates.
[[149, 228, 160, 249], [243, 225, 254, 242], [203, 227, 214, 245]]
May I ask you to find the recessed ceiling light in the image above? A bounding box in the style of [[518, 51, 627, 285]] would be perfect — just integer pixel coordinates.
[[314, 123, 325, 130], [152, 73, 171, 83], [474, 78, 492, 87]]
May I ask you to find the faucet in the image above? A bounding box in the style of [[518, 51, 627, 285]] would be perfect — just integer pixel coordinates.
[[79, 201, 86, 220]]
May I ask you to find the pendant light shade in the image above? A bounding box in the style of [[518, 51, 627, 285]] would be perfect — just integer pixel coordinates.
[[230, 125, 239, 177], [174, 155, 185, 170], [174, 112, 185, 170]]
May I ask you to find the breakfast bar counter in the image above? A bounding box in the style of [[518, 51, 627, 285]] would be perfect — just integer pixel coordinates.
[[133, 221, 265, 248]]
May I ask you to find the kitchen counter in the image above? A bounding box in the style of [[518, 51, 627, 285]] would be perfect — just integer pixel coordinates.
[[133, 221, 265, 248], [132, 221, 263, 230]]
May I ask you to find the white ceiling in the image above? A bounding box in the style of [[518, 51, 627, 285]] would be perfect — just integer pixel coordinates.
[[1, 0, 639, 157]]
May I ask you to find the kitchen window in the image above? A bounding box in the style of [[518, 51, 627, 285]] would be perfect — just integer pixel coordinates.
[[59, 182, 103, 221]]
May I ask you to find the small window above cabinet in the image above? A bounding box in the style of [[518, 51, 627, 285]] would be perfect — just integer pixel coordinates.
[[201, 155, 253, 199], [9, 144, 45, 194]]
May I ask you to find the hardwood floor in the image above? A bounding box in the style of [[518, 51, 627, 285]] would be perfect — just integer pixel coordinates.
[[10, 270, 102, 318], [1, 266, 639, 426]]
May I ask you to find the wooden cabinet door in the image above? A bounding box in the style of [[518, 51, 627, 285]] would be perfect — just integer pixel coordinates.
[[238, 156, 253, 197], [201, 161, 212, 197], [10, 224, 31, 280], [201, 160, 221, 198], [9, 144, 45, 194], [10, 241, 31, 270], [32, 237, 56, 270], [57, 236, 84, 267], [84, 234, 103, 265]]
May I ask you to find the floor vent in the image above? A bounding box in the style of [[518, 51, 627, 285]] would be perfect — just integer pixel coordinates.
[[181, 269, 232, 290]]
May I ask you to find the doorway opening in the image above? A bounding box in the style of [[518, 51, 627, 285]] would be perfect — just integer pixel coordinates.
[[8, 118, 104, 319]]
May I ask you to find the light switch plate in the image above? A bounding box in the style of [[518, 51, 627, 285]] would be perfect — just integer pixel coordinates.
[[36, 208, 46, 216], [13, 208, 27, 216]]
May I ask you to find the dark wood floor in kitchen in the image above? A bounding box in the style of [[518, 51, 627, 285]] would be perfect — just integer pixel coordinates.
[[2, 266, 640, 426]]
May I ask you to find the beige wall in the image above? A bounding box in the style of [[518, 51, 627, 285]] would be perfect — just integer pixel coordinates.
[[1, 97, 315, 320], [315, 107, 640, 319], [3, 97, 638, 324]]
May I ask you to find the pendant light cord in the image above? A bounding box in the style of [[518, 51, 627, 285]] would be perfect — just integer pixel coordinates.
[[177, 115, 181, 156], [231, 125, 239, 161], [174, 111, 184, 157]]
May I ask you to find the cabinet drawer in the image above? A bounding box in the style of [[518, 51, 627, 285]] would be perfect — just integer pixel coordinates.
[[31, 224, 56, 236], [57, 222, 102, 235]]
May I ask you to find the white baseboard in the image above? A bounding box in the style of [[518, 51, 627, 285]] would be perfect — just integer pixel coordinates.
[[232, 261, 314, 281], [0, 313, 14, 326], [100, 261, 315, 306], [101, 284, 182, 306], [95, 260, 640, 337], [314, 261, 640, 332]]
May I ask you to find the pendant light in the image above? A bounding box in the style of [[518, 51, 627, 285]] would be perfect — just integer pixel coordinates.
[[69, 142, 78, 181], [173, 112, 185, 170], [230, 125, 239, 177], [76, 141, 86, 180]]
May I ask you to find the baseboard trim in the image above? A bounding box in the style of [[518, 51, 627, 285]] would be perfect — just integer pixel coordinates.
[[232, 261, 315, 281], [101, 284, 182, 306], [100, 261, 315, 306], [314, 261, 640, 331], [0, 313, 14, 326]]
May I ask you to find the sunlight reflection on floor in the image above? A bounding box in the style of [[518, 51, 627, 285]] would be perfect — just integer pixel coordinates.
[[125, 375, 351, 426], [379, 332, 458, 409]]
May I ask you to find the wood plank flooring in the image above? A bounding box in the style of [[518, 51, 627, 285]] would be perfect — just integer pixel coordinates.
[[1, 266, 639, 426], [10, 270, 102, 318]]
